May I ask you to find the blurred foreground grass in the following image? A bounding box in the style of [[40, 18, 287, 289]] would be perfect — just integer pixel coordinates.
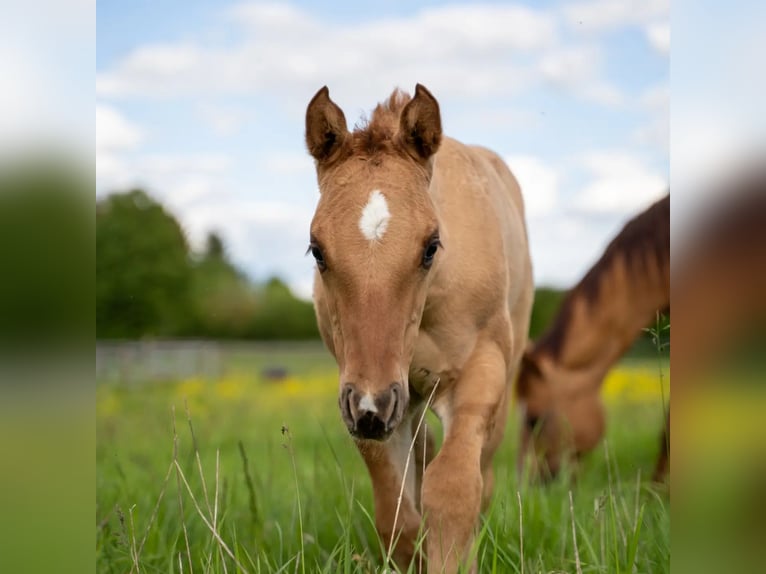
[[96, 349, 670, 573]]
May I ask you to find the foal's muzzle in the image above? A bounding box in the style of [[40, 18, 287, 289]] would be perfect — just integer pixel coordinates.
[[339, 382, 406, 440]]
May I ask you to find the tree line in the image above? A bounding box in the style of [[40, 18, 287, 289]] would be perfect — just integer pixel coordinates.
[[96, 189, 664, 354], [96, 189, 318, 340]]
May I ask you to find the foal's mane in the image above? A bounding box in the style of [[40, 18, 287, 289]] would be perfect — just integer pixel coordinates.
[[350, 89, 412, 157], [536, 193, 670, 359]]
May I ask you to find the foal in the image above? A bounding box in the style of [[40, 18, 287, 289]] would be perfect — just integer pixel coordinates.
[[305, 84, 533, 572]]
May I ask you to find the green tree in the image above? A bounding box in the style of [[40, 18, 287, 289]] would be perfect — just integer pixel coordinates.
[[96, 190, 193, 338], [190, 231, 258, 338], [528, 287, 566, 341], [248, 277, 319, 340], [204, 232, 226, 260]]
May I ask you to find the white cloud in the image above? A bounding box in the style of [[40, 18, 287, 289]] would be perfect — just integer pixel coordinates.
[[197, 104, 251, 136], [225, 2, 318, 35], [540, 45, 624, 105], [96, 105, 144, 190], [540, 46, 596, 87], [527, 212, 604, 286], [646, 22, 670, 55], [574, 151, 667, 214], [563, 0, 669, 32], [259, 151, 314, 175], [96, 146, 234, 204], [95, 153, 130, 193], [95, 3, 570, 104], [564, 1, 669, 57], [633, 120, 669, 152], [640, 84, 669, 110], [96, 104, 143, 151], [505, 155, 559, 218], [139, 153, 231, 175], [633, 84, 669, 151], [581, 83, 624, 107]]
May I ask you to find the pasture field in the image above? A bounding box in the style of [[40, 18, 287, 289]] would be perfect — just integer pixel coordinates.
[[96, 344, 669, 573]]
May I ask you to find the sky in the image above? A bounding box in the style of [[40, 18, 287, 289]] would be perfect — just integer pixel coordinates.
[[96, 0, 669, 299]]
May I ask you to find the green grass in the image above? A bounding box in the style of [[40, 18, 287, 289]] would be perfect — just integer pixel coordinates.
[[96, 351, 669, 573]]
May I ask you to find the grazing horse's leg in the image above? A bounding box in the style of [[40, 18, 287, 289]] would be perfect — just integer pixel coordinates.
[[357, 411, 423, 572], [422, 339, 508, 573]]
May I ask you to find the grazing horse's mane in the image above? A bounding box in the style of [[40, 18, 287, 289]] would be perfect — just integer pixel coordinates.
[[350, 89, 413, 156], [536, 193, 670, 359]]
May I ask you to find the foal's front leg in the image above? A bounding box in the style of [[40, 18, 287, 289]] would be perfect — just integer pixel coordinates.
[[422, 341, 508, 573], [356, 410, 423, 571]]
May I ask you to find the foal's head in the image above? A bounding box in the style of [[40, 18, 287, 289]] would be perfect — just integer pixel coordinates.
[[305, 85, 443, 440], [516, 349, 606, 480]]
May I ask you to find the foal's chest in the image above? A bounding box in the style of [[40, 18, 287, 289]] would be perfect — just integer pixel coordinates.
[[408, 328, 471, 400]]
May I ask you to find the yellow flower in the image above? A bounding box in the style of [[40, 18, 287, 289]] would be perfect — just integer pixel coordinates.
[[602, 365, 669, 404], [97, 392, 119, 417], [176, 377, 205, 398], [214, 375, 247, 400]]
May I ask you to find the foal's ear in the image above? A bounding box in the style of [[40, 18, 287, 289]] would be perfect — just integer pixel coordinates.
[[305, 86, 349, 163], [398, 83, 442, 163]]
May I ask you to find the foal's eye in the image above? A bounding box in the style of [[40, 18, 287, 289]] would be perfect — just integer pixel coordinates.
[[421, 236, 441, 269], [308, 243, 327, 271]]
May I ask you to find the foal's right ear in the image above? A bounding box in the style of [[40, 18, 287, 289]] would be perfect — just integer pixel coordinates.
[[305, 86, 349, 163], [398, 83, 442, 164]]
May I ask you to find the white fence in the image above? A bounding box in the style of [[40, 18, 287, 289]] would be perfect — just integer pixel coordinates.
[[95, 340, 328, 384], [96, 340, 223, 383]]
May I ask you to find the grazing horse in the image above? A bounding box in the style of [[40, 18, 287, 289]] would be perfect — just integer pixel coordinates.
[[516, 194, 670, 481], [305, 84, 533, 573]]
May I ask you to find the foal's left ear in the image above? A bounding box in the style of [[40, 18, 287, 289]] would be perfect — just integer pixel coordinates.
[[398, 83, 442, 163], [305, 86, 349, 164]]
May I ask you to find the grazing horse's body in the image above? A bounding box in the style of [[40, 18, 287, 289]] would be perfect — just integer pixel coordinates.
[[517, 194, 670, 480], [305, 85, 533, 572]]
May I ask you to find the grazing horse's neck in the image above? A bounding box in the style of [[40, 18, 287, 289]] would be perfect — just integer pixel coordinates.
[[552, 258, 668, 393], [537, 196, 670, 394], [555, 281, 659, 383]]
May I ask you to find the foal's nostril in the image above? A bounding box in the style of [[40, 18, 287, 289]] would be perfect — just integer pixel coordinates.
[[385, 385, 400, 432], [338, 382, 407, 440], [339, 383, 355, 427]]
